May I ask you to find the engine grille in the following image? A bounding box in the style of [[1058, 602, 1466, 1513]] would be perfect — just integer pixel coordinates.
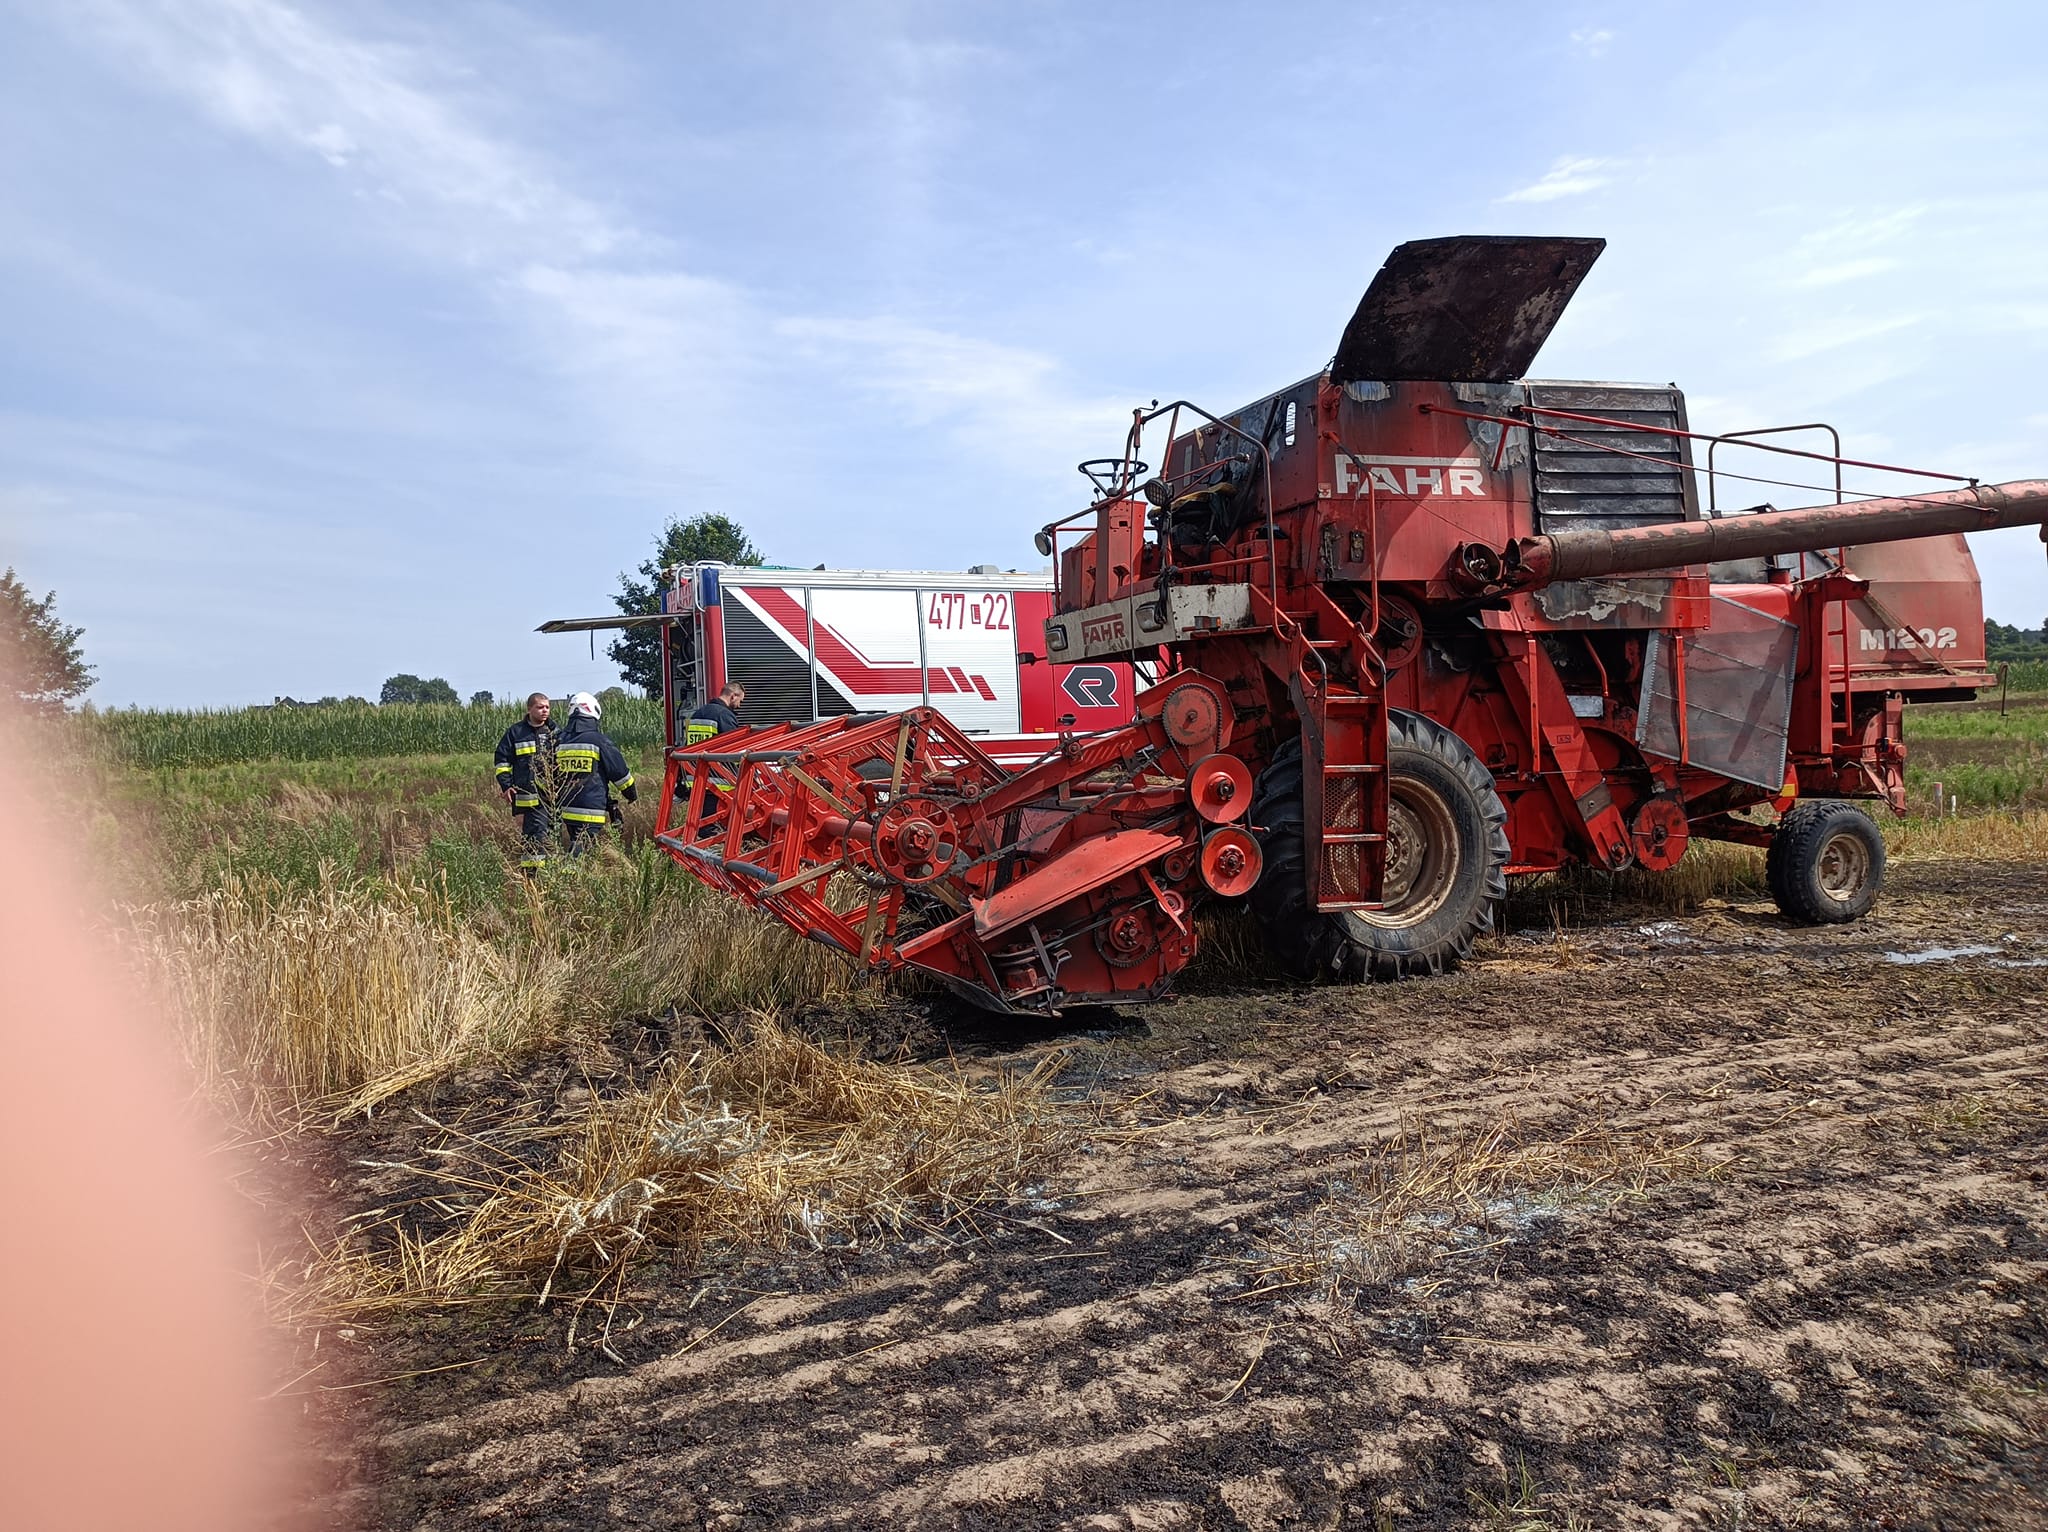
[[1527, 381, 1697, 534]]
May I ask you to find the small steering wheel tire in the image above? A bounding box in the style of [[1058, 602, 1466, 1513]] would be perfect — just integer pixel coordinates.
[[1766, 800, 1886, 925]]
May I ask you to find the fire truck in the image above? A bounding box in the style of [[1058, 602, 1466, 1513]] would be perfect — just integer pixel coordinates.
[[541, 562, 1136, 749]]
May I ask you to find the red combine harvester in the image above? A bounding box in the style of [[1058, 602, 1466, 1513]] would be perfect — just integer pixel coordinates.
[[656, 237, 2048, 1014]]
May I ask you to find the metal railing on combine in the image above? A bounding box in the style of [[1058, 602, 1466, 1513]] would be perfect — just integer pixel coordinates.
[[1043, 399, 1283, 634], [1422, 396, 1984, 751]]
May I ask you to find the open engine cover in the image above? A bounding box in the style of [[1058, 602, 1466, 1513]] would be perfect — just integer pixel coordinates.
[[1331, 236, 1606, 384]]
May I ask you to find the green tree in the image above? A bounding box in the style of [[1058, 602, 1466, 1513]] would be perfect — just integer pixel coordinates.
[[469, 689, 496, 707], [1985, 619, 2048, 661], [610, 513, 763, 696], [0, 567, 94, 710], [380, 673, 460, 705]]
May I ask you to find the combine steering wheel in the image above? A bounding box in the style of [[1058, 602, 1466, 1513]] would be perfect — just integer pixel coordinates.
[[1077, 459, 1148, 497]]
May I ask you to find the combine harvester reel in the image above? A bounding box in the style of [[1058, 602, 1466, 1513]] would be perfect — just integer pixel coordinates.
[[658, 674, 1255, 1014]]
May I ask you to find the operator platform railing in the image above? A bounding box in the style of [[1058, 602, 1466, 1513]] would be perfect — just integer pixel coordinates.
[[1421, 396, 1984, 750]]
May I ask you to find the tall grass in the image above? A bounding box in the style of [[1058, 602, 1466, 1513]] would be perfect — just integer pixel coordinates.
[[1904, 700, 2048, 743], [127, 860, 854, 1116], [129, 872, 552, 1108], [289, 1016, 1077, 1316], [96, 739, 1081, 1320], [1903, 697, 2047, 810], [1885, 809, 2048, 861], [1993, 658, 2048, 694], [77, 697, 667, 770]]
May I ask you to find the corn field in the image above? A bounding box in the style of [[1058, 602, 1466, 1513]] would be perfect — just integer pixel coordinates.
[[75, 696, 669, 769]]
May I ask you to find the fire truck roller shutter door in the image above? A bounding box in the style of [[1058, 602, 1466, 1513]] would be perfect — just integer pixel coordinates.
[[791, 586, 930, 717], [721, 588, 854, 726]]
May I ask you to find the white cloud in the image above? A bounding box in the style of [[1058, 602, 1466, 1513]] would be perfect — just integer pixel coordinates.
[[63, 0, 1113, 492], [1793, 205, 1927, 255], [303, 120, 355, 166], [70, 0, 632, 261], [769, 316, 1134, 502], [1500, 155, 1616, 204], [1766, 312, 1922, 364], [1570, 28, 1614, 57], [1793, 257, 1898, 288], [1782, 206, 1924, 289]]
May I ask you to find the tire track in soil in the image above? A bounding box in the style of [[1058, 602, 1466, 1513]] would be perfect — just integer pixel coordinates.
[[309, 861, 2048, 1530]]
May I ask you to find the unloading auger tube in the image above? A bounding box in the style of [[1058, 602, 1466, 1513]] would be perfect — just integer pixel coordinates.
[[1453, 479, 2048, 593]]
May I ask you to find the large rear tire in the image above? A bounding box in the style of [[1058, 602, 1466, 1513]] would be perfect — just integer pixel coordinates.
[[1249, 710, 1509, 980], [1766, 800, 1886, 924]]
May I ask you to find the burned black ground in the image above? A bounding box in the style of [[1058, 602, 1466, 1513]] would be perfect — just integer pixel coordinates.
[[273, 859, 2048, 1530]]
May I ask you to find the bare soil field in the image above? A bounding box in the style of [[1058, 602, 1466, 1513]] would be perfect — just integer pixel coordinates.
[[281, 856, 2048, 1531]]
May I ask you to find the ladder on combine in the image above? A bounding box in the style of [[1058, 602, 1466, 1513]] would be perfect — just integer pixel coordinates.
[[1303, 685, 1389, 912]]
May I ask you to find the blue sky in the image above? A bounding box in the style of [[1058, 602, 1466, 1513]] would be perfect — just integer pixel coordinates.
[[2, 0, 2044, 707]]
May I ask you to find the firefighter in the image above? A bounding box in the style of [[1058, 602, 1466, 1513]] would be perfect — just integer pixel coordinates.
[[492, 691, 557, 871], [676, 681, 745, 818], [687, 680, 746, 745], [555, 691, 637, 855]]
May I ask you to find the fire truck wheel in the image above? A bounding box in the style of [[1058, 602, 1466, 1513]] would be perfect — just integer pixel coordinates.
[[1766, 801, 1886, 925], [1249, 711, 1509, 981]]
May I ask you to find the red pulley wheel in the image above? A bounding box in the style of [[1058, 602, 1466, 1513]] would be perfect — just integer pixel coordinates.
[[1629, 796, 1690, 873], [1161, 681, 1227, 752], [1199, 826, 1262, 897], [1188, 753, 1253, 823]]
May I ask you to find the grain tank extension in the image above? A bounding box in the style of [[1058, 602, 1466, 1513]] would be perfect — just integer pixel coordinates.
[[657, 237, 2048, 1013]]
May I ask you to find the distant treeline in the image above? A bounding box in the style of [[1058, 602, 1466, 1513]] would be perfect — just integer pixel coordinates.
[[1987, 620, 2048, 663], [79, 697, 668, 770]]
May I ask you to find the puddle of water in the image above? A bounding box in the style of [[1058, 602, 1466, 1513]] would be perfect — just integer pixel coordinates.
[[1884, 944, 2000, 965], [1635, 920, 1696, 946], [1993, 956, 2048, 969]]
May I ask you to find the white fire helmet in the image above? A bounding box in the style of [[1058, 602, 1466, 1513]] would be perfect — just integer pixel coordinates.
[[569, 691, 601, 719]]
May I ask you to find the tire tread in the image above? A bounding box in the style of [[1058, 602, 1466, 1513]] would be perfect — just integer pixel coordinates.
[[1767, 800, 1886, 925], [1249, 711, 1509, 981]]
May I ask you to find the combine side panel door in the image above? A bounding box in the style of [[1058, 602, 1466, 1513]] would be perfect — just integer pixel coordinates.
[[1637, 595, 1801, 790]]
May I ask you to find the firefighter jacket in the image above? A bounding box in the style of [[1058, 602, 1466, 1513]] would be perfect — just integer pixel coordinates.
[[553, 714, 637, 825], [492, 717, 556, 810], [684, 699, 741, 746], [679, 699, 742, 797]]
